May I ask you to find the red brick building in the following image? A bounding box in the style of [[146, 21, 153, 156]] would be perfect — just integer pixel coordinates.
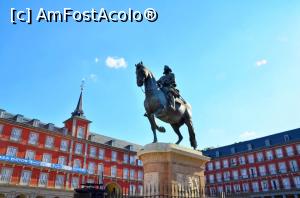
[[203, 129, 300, 198], [0, 91, 143, 198]]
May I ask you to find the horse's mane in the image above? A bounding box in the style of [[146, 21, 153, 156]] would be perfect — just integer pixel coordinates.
[[136, 63, 155, 79]]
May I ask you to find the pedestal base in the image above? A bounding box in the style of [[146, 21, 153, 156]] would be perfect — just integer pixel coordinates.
[[138, 143, 210, 196]]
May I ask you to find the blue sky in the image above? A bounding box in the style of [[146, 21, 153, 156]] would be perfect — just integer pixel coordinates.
[[1, 1, 300, 149]]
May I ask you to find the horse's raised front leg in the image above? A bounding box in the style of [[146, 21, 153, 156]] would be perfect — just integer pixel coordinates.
[[144, 113, 166, 133], [171, 124, 183, 145], [146, 113, 158, 143]]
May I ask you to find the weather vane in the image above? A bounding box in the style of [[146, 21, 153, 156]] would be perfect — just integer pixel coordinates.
[[81, 79, 85, 92]]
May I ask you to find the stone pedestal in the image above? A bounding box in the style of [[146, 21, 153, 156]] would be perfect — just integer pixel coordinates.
[[138, 143, 210, 196]]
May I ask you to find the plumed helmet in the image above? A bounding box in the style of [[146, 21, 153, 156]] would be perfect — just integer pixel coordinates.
[[163, 65, 172, 74]]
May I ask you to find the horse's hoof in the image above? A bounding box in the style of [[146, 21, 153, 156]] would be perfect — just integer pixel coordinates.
[[158, 127, 166, 133], [152, 140, 157, 143]]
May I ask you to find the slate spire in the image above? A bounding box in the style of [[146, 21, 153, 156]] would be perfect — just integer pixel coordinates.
[[72, 80, 85, 117]]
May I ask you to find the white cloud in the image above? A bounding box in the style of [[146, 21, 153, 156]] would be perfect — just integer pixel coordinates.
[[95, 57, 99, 63], [256, 59, 268, 67], [105, 56, 127, 69], [239, 131, 258, 140]]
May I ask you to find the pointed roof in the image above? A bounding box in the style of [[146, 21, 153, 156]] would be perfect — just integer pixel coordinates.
[[72, 90, 85, 118]]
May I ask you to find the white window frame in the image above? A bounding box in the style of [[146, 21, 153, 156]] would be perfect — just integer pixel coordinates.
[[286, 146, 294, 156], [98, 163, 104, 175], [60, 139, 68, 152], [88, 162, 95, 174], [25, 150, 35, 160], [111, 151, 117, 162], [58, 156, 66, 165], [289, 160, 298, 172], [282, 178, 291, 189], [279, 162, 287, 173], [89, 146, 97, 158], [73, 159, 81, 168], [0, 167, 13, 184], [261, 180, 269, 191], [38, 173, 48, 187], [99, 149, 105, 160], [130, 155, 136, 165], [215, 161, 220, 169], [10, 128, 22, 141], [111, 165, 117, 177], [55, 175, 64, 189], [42, 153, 52, 163], [223, 159, 229, 168], [268, 164, 276, 175], [75, 143, 83, 155], [293, 176, 300, 188], [6, 146, 17, 157], [232, 170, 238, 180], [71, 177, 79, 189], [123, 153, 129, 164], [45, 136, 54, 149], [130, 169, 135, 180], [28, 132, 38, 145], [0, 124, 4, 134], [138, 170, 143, 181], [20, 170, 31, 185], [247, 154, 254, 163], [77, 126, 85, 139], [275, 148, 283, 158], [266, 150, 273, 160], [256, 152, 264, 162], [259, 165, 266, 176], [207, 162, 213, 170], [238, 156, 245, 165], [123, 168, 129, 179]]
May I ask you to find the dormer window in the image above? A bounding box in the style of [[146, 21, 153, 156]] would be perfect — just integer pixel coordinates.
[[265, 139, 271, 146], [47, 123, 54, 131], [0, 109, 5, 118], [32, 119, 40, 127], [107, 140, 115, 147], [231, 147, 236, 154], [215, 151, 220, 157], [284, 135, 290, 142], [247, 143, 252, 151], [15, 114, 23, 123]]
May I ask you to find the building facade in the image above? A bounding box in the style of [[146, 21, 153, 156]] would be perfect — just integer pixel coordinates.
[[203, 128, 300, 198], [0, 91, 143, 198]]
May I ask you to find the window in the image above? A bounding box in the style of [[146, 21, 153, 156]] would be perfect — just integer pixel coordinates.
[[286, 146, 294, 156], [20, 170, 31, 185], [55, 175, 64, 189], [58, 156, 66, 165], [10, 128, 22, 141], [214, 161, 220, 169], [238, 156, 245, 165], [77, 126, 85, 139], [265, 139, 271, 146], [297, 144, 300, 154], [223, 159, 229, 168], [210, 187, 216, 196], [130, 169, 135, 180], [98, 164, 104, 175], [111, 151, 117, 162], [45, 136, 54, 148], [256, 152, 264, 162], [232, 170, 238, 180], [130, 155, 136, 165], [6, 146, 17, 157], [28, 132, 38, 145], [123, 168, 129, 179], [266, 150, 273, 160], [73, 159, 81, 168], [42, 153, 52, 163], [137, 160, 143, 166], [252, 182, 259, 192], [217, 186, 223, 193], [223, 171, 230, 181], [0, 168, 13, 184], [282, 178, 291, 189], [89, 146, 96, 158], [138, 185, 143, 196], [60, 140, 68, 152], [247, 143, 252, 151], [225, 185, 231, 193], [216, 173, 222, 182], [233, 184, 240, 193], [38, 173, 48, 187], [278, 162, 287, 173], [88, 162, 95, 174], [215, 151, 219, 157], [138, 170, 143, 181], [261, 180, 269, 191], [241, 169, 248, 179], [87, 178, 94, 183], [242, 183, 249, 192], [275, 148, 283, 158], [293, 176, 300, 188], [268, 164, 276, 175], [289, 160, 298, 172], [271, 179, 280, 190], [249, 167, 257, 178], [284, 135, 290, 142], [230, 147, 235, 154], [130, 184, 136, 195], [207, 162, 213, 170], [0, 124, 4, 134], [247, 154, 254, 163], [25, 150, 35, 160], [75, 143, 82, 154], [209, 174, 214, 183], [111, 165, 117, 177], [71, 177, 79, 189], [99, 149, 105, 160], [259, 165, 266, 176], [230, 158, 237, 166], [123, 154, 129, 164]]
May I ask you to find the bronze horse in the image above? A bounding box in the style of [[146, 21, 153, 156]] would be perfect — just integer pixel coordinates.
[[135, 62, 197, 149]]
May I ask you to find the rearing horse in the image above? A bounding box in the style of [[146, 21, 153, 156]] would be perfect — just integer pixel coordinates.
[[135, 62, 197, 149]]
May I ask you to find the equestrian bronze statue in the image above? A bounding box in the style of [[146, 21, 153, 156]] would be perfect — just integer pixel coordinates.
[[135, 62, 197, 149]]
